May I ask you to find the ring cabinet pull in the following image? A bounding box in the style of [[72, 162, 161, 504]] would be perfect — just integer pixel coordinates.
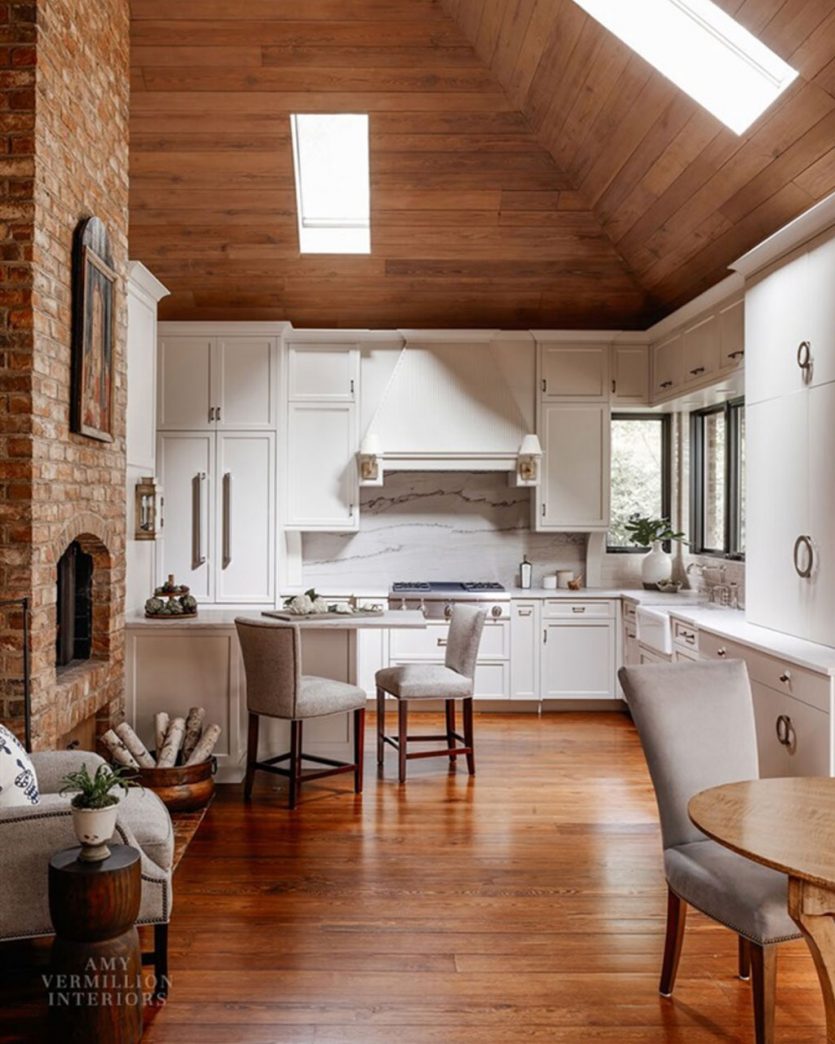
[[779, 671, 791, 684], [717, 647, 727, 657], [775, 714, 793, 747], [797, 340, 812, 374], [793, 535, 814, 579]]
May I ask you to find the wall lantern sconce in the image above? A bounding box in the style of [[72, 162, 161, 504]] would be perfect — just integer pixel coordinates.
[[515, 434, 543, 487], [134, 476, 158, 540], [358, 432, 384, 486]]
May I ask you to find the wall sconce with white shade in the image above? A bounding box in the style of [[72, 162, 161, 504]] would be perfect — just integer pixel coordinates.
[[358, 432, 384, 486], [134, 476, 158, 540], [514, 434, 543, 487]]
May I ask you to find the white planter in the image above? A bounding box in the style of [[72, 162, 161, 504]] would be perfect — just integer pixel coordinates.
[[71, 802, 119, 863], [641, 541, 672, 588]]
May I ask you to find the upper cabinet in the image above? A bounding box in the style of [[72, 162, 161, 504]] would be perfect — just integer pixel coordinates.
[[288, 345, 358, 402], [536, 402, 610, 531], [539, 342, 608, 399], [718, 298, 745, 372], [126, 264, 168, 471], [682, 314, 719, 384], [652, 332, 684, 399], [158, 331, 278, 430], [611, 344, 649, 404]]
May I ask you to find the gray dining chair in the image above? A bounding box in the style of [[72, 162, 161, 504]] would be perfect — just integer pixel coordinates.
[[619, 659, 801, 1044], [236, 618, 366, 809], [375, 603, 486, 783]]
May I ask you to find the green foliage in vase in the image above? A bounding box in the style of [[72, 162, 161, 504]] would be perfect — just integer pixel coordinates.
[[624, 514, 685, 548], [59, 762, 136, 810]]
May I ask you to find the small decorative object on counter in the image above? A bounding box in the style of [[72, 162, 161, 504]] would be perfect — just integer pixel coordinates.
[[519, 556, 532, 590], [59, 762, 136, 863], [567, 574, 584, 591], [145, 574, 198, 619], [655, 580, 683, 594], [542, 574, 557, 590], [623, 515, 685, 590], [263, 589, 385, 620]]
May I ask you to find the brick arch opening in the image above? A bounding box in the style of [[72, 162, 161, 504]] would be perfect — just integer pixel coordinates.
[[55, 530, 113, 670]]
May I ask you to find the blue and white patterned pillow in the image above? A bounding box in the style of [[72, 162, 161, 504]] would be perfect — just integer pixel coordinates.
[[0, 724, 39, 807]]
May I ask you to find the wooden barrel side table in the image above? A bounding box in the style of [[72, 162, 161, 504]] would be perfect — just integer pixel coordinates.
[[48, 844, 143, 1044]]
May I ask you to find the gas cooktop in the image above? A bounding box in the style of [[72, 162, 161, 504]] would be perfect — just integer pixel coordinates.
[[391, 581, 506, 594]]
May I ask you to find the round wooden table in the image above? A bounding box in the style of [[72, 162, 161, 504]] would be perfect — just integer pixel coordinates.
[[689, 777, 835, 1043], [48, 844, 143, 1044]]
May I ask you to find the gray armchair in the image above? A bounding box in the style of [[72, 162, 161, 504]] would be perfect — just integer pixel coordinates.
[[0, 749, 173, 996], [619, 659, 801, 1044]]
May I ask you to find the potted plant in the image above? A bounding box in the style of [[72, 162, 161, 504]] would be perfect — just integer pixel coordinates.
[[60, 763, 136, 863], [624, 515, 685, 589]]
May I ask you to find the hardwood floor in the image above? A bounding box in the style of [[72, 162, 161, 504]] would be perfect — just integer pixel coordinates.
[[0, 712, 825, 1042]]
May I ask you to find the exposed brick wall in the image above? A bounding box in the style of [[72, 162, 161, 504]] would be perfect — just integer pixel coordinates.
[[0, 0, 129, 748]]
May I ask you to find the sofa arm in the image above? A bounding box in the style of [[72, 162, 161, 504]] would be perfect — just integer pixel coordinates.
[[30, 749, 106, 795]]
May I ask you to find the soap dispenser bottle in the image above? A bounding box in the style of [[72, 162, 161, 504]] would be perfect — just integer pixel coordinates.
[[520, 556, 532, 590]]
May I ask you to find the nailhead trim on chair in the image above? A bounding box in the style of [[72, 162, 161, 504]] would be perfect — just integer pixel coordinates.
[[667, 881, 802, 946]]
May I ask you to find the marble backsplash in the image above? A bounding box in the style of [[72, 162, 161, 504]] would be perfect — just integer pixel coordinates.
[[302, 471, 585, 591]]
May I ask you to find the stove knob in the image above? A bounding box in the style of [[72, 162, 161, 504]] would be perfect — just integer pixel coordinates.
[[400, 597, 407, 611], [491, 604, 503, 619], [444, 602, 453, 619]]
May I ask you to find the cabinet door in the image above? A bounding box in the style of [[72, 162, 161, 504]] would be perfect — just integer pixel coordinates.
[[652, 334, 683, 399], [807, 234, 835, 389], [745, 251, 810, 406], [611, 345, 649, 404], [215, 433, 275, 604], [286, 402, 358, 530], [542, 621, 615, 699], [745, 394, 809, 639], [157, 433, 214, 600], [158, 337, 212, 429], [718, 298, 745, 372], [511, 602, 539, 699], [622, 622, 640, 667], [288, 346, 358, 401], [805, 381, 835, 646], [538, 403, 609, 530], [215, 337, 276, 429], [540, 343, 608, 399], [751, 680, 831, 778], [126, 287, 157, 470], [682, 314, 719, 383]]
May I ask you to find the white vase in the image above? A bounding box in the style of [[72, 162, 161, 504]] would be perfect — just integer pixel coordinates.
[[641, 540, 672, 589], [71, 802, 119, 863]]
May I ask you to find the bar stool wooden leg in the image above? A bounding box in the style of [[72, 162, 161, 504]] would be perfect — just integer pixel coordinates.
[[353, 707, 365, 793], [445, 699, 457, 766], [463, 697, 475, 776], [244, 712, 259, 801], [289, 720, 301, 810], [398, 699, 408, 784], [376, 687, 385, 767]]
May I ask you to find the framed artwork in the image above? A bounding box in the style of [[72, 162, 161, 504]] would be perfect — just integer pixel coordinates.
[[71, 216, 116, 442]]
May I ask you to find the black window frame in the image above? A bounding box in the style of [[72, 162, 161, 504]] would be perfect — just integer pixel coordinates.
[[607, 412, 673, 554], [690, 397, 745, 559]]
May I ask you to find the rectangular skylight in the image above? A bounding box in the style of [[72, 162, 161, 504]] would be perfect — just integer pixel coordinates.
[[290, 114, 370, 254], [572, 0, 798, 135]]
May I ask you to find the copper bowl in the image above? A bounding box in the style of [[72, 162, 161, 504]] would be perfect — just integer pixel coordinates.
[[138, 754, 216, 813]]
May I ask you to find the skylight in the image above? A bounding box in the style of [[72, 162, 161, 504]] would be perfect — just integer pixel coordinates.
[[290, 114, 370, 254], [572, 0, 798, 135]]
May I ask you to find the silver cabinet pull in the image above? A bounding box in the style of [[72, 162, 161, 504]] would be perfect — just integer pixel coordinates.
[[571, 606, 586, 613], [689, 366, 706, 376], [350, 379, 355, 395], [209, 406, 215, 422], [797, 340, 812, 377], [775, 714, 793, 747], [717, 647, 727, 657], [659, 380, 673, 389], [779, 671, 791, 684], [216, 405, 221, 422], [626, 630, 637, 640], [518, 608, 533, 617], [727, 349, 744, 361], [543, 628, 548, 644], [436, 637, 447, 647], [793, 535, 814, 578], [192, 472, 207, 568], [222, 472, 232, 569], [541, 378, 547, 393]]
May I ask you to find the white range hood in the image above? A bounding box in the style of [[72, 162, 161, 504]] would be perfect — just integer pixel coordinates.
[[367, 331, 535, 472]]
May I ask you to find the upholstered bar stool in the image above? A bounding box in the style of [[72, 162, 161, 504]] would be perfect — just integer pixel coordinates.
[[375, 604, 486, 783], [235, 618, 366, 809]]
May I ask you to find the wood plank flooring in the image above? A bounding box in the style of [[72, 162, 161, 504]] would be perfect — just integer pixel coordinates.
[[0, 712, 825, 1042]]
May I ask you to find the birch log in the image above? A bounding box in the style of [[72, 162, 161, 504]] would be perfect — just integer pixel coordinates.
[[185, 723, 221, 766], [157, 717, 186, 768], [115, 721, 155, 768], [101, 729, 140, 770], [154, 712, 169, 758], [181, 706, 205, 763]]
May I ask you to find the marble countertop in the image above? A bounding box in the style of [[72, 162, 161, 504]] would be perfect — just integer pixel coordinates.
[[126, 609, 426, 630], [508, 586, 704, 605]]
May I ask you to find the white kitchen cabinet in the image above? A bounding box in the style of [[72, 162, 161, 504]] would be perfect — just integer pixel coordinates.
[[158, 431, 275, 604], [542, 619, 616, 699], [511, 601, 540, 699], [157, 433, 214, 600], [287, 345, 358, 402], [750, 679, 831, 778], [158, 334, 277, 430], [805, 380, 835, 646], [807, 234, 835, 389], [536, 402, 609, 531], [638, 646, 669, 665], [215, 433, 275, 604], [127, 264, 168, 472], [682, 314, 719, 384], [611, 344, 649, 404], [539, 342, 608, 399], [718, 298, 745, 373], [285, 401, 359, 531], [651, 333, 683, 399]]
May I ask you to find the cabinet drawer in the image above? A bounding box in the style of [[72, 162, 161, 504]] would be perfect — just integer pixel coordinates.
[[389, 658, 509, 700], [544, 599, 615, 619], [672, 619, 698, 649], [698, 631, 830, 713], [623, 602, 637, 624], [674, 648, 701, 663], [751, 680, 831, 778], [389, 620, 509, 661]]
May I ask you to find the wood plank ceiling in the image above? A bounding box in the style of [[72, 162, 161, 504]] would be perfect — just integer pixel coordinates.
[[130, 0, 835, 329]]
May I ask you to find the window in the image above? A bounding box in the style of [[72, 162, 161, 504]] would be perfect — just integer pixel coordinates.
[[608, 414, 671, 551], [571, 0, 798, 134], [290, 114, 370, 254], [691, 398, 745, 557]]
